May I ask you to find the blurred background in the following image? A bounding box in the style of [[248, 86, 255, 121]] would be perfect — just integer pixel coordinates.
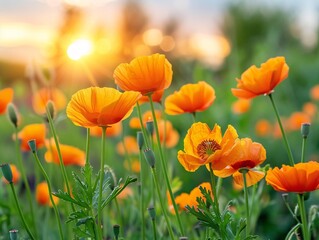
[[1, 0, 319, 239]]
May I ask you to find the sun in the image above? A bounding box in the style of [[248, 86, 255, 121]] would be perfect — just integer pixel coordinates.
[[67, 39, 93, 60]]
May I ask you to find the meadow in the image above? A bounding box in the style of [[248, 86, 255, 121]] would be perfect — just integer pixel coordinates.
[[1, 3, 319, 240]]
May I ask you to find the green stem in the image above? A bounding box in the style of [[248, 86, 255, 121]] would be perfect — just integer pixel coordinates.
[[14, 130, 37, 238], [45, 106, 75, 211], [139, 149, 146, 240], [268, 94, 294, 165], [31, 151, 64, 240], [151, 168, 174, 240], [85, 128, 91, 166], [97, 126, 107, 240], [148, 95, 185, 236], [297, 194, 309, 240], [191, 112, 196, 123], [301, 137, 307, 163], [209, 165, 221, 218], [9, 183, 35, 240], [151, 218, 157, 240], [114, 198, 123, 236], [242, 170, 250, 237], [136, 102, 150, 148]]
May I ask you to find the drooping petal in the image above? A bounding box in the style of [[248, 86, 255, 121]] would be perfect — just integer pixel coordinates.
[[233, 170, 265, 188]]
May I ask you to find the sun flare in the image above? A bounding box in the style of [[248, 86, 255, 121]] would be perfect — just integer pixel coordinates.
[[67, 39, 93, 60]]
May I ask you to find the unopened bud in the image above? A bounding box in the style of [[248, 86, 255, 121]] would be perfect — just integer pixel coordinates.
[[28, 139, 37, 153], [180, 237, 188, 240], [148, 206, 156, 220], [46, 101, 55, 119], [7, 103, 19, 128], [301, 123, 311, 138], [137, 131, 144, 150], [144, 149, 155, 168], [9, 229, 18, 240], [146, 121, 154, 136], [104, 165, 116, 190], [113, 224, 120, 239], [1, 164, 13, 184]]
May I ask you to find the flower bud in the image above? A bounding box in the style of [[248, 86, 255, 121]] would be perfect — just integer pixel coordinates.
[[104, 165, 116, 190], [148, 206, 156, 220], [46, 100, 55, 119], [179, 237, 188, 240], [1, 164, 13, 184], [146, 120, 154, 136], [144, 149, 155, 168], [137, 131, 144, 150], [9, 229, 18, 240], [28, 139, 37, 153], [7, 103, 19, 128], [113, 224, 120, 239], [301, 123, 311, 138]]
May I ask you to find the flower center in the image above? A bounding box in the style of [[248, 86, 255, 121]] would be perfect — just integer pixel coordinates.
[[197, 139, 221, 160]]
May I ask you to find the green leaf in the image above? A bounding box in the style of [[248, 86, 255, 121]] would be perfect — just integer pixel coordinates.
[[53, 190, 89, 208]]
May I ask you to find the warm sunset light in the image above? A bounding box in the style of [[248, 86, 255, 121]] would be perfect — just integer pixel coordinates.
[[67, 39, 93, 60]]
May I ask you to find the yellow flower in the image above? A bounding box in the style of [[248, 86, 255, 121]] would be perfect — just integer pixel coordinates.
[[177, 122, 238, 172], [113, 53, 173, 95], [66, 87, 141, 127]]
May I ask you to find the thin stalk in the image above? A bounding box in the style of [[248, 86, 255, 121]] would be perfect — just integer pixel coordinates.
[[268, 94, 294, 165], [97, 126, 107, 240], [209, 165, 221, 218], [297, 194, 309, 240], [31, 151, 64, 240], [242, 171, 250, 237], [151, 218, 157, 240], [151, 168, 174, 240], [138, 149, 146, 240], [136, 102, 150, 148], [9, 183, 35, 240], [14, 130, 37, 238], [301, 137, 307, 163], [148, 95, 184, 236], [191, 112, 196, 123], [85, 128, 91, 165], [114, 198, 124, 236], [45, 106, 75, 211]]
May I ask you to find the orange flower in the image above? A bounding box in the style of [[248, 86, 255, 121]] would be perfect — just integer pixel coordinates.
[[66, 87, 141, 128], [113, 53, 173, 95], [90, 122, 122, 137], [124, 158, 140, 173], [129, 110, 161, 129], [214, 138, 266, 188], [168, 182, 213, 214], [116, 136, 139, 156], [231, 99, 251, 114], [255, 119, 272, 137], [232, 57, 289, 99], [117, 185, 134, 200], [157, 119, 179, 148], [287, 112, 311, 131], [45, 140, 85, 166], [36, 182, 59, 206], [165, 81, 215, 115], [17, 123, 46, 151], [0, 88, 13, 115], [177, 122, 238, 172], [2, 164, 20, 184], [303, 102, 317, 118], [32, 88, 66, 115], [310, 84, 319, 101], [266, 161, 319, 193]]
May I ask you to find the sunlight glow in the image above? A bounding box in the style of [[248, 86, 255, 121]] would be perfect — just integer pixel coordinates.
[[67, 39, 93, 60]]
